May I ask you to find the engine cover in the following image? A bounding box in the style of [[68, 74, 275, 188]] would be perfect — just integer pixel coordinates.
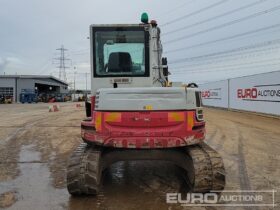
[[95, 87, 198, 111]]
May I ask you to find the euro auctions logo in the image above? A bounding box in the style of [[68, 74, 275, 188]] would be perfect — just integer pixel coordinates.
[[202, 88, 221, 100], [166, 190, 277, 207], [237, 84, 280, 102]]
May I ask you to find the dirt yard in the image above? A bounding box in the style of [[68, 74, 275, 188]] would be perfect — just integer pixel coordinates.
[[0, 103, 279, 210]]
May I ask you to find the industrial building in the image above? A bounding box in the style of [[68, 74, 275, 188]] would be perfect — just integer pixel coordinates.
[[0, 75, 68, 103]]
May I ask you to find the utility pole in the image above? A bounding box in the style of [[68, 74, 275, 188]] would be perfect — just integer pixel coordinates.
[[53, 45, 71, 81]]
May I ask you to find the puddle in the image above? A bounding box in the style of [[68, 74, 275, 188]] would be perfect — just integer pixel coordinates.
[[0, 145, 188, 210], [19, 145, 41, 162], [0, 145, 68, 210], [67, 161, 187, 210]]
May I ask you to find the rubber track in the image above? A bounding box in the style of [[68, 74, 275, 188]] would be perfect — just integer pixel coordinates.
[[67, 143, 102, 195], [187, 142, 226, 192]]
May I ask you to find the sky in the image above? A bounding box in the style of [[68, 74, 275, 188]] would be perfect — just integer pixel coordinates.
[[0, 0, 280, 89]]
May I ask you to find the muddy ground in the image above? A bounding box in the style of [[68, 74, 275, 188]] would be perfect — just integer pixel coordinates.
[[0, 103, 279, 210]]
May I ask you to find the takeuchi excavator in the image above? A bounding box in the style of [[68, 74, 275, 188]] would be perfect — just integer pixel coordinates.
[[67, 13, 226, 195]]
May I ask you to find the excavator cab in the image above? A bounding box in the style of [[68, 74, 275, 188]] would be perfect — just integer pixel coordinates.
[[90, 21, 167, 95]]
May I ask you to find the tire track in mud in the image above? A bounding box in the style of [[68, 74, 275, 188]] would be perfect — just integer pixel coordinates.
[[205, 109, 280, 210], [216, 118, 256, 210], [95, 187, 107, 210], [205, 121, 227, 153], [0, 108, 85, 209], [237, 129, 259, 210], [1, 119, 42, 145], [206, 125, 218, 142], [0, 116, 48, 180], [0, 116, 52, 207], [1, 109, 77, 146], [202, 125, 225, 210], [237, 134, 250, 188], [0, 110, 81, 180], [210, 132, 226, 152], [207, 119, 244, 210]]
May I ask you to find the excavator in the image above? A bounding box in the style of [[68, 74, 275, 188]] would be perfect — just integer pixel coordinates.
[[67, 13, 225, 195]]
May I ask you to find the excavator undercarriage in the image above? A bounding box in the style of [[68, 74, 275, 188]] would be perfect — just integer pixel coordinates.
[[67, 142, 225, 195]]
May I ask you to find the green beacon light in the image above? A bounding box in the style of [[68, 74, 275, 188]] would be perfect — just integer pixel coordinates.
[[141, 12, 149, 24]]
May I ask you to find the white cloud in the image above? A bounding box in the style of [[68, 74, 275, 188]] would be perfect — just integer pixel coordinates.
[[0, 56, 23, 74]]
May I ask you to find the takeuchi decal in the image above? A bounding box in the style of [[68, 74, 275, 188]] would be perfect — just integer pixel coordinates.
[[202, 88, 221, 100], [237, 84, 280, 102]]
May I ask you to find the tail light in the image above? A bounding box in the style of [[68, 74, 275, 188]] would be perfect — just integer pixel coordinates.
[[168, 112, 184, 122], [104, 112, 122, 122], [187, 112, 195, 131], [95, 112, 102, 132]]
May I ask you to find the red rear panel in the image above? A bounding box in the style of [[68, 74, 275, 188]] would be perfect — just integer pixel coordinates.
[[82, 110, 205, 149]]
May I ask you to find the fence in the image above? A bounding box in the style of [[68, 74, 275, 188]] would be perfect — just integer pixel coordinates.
[[199, 71, 280, 116]]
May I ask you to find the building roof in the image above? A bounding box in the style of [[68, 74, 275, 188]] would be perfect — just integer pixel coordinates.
[[0, 75, 68, 86]]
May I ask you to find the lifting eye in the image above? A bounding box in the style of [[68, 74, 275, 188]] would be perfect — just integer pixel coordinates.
[[187, 83, 198, 88]]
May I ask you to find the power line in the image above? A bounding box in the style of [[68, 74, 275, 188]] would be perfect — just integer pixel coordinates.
[[156, 0, 196, 19], [162, 0, 269, 36], [165, 23, 280, 54], [164, 5, 280, 44], [53, 45, 71, 81], [161, 0, 230, 27], [169, 38, 280, 64], [71, 52, 90, 56], [169, 53, 279, 71], [171, 58, 280, 71], [70, 48, 90, 55], [171, 44, 280, 66], [170, 45, 280, 66], [71, 48, 90, 53], [38, 58, 53, 75], [172, 46, 280, 68], [171, 62, 280, 74], [170, 45, 280, 67]]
